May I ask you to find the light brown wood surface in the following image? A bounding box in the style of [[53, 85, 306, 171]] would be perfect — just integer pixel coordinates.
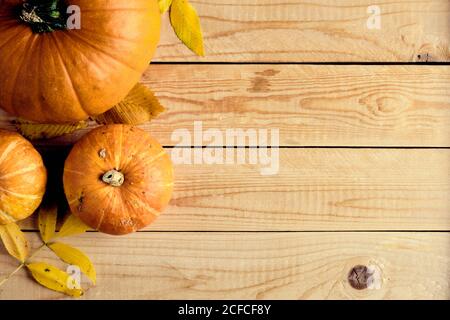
[[16, 148, 450, 231], [0, 232, 448, 300], [155, 0, 450, 62], [2, 65, 448, 147], [0, 0, 449, 300]]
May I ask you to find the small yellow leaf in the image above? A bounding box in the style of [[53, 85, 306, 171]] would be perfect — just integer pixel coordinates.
[[0, 223, 29, 263], [48, 242, 96, 285], [159, 0, 173, 13], [170, 0, 205, 56], [38, 206, 57, 243], [14, 119, 88, 141], [26, 262, 83, 297], [93, 84, 165, 125], [56, 213, 89, 238]]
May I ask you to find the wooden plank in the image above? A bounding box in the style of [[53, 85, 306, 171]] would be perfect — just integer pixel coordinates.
[[155, 0, 450, 62], [1, 65, 449, 147], [19, 148, 450, 231], [0, 232, 448, 299]]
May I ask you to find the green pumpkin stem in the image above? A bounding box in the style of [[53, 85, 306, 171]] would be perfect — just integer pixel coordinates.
[[17, 0, 68, 33]]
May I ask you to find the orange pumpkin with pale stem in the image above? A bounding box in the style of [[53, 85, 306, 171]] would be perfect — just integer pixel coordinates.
[[0, 129, 47, 225], [63, 125, 174, 235], [0, 0, 161, 123]]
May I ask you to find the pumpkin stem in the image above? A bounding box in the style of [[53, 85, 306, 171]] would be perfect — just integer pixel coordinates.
[[102, 170, 125, 187], [17, 0, 68, 33]]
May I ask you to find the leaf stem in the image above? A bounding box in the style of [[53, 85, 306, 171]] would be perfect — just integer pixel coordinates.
[[27, 243, 46, 261], [0, 264, 23, 287], [0, 244, 46, 288]]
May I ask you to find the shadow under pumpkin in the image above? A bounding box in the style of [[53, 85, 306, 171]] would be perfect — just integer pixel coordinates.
[[37, 146, 72, 221]]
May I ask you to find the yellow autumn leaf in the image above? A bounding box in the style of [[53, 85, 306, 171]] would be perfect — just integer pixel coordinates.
[[159, 0, 173, 13], [38, 206, 57, 243], [170, 0, 205, 56], [26, 262, 83, 297], [93, 84, 165, 125], [0, 223, 29, 263], [48, 242, 96, 285], [56, 213, 89, 238], [14, 119, 88, 141]]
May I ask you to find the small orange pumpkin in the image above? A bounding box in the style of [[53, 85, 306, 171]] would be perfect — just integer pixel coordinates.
[[0, 0, 161, 123], [0, 129, 47, 225], [63, 125, 173, 235]]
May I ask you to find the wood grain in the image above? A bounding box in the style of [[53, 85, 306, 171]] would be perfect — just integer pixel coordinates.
[[0, 232, 448, 299], [155, 0, 450, 62], [18, 148, 450, 231], [0, 1, 449, 301], [1, 65, 449, 147]]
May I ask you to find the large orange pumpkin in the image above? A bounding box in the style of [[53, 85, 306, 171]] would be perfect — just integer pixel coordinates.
[[63, 125, 173, 235], [0, 0, 160, 123], [0, 129, 47, 224]]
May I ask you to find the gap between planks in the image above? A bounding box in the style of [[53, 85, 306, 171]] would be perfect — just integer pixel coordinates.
[[2, 65, 447, 148], [151, 62, 450, 66]]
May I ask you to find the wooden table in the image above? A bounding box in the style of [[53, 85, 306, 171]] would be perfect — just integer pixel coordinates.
[[0, 0, 449, 299]]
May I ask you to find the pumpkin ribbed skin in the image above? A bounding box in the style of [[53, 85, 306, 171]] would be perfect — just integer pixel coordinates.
[[63, 125, 173, 235], [0, 0, 160, 123], [0, 129, 47, 225]]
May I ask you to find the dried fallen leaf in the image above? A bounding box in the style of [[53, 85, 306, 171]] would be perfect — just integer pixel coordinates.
[[14, 119, 88, 141], [93, 84, 165, 125], [56, 213, 89, 238], [26, 262, 83, 297], [0, 223, 29, 263], [48, 242, 96, 285], [159, 0, 173, 13], [38, 206, 57, 243], [170, 0, 205, 56]]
